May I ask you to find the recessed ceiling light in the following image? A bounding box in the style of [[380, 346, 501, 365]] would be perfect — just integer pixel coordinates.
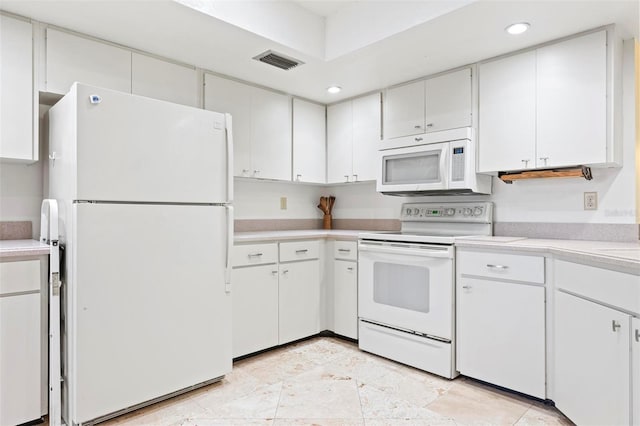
[[327, 86, 342, 94], [505, 22, 530, 35]]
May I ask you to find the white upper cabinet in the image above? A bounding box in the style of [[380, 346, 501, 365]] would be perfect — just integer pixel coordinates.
[[327, 93, 381, 183], [45, 28, 131, 95], [478, 51, 536, 173], [384, 80, 425, 139], [293, 98, 326, 184], [352, 93, 381, 182], [478, 29, 616, 173], [327, 100, 354, 183], [425, 68, 472, 133], [536, 31, 607, 168], [204, 73, 291, 181], [633, 317, 640, 426], [131, 53, 198, 107], [0, 15, 35, 161]]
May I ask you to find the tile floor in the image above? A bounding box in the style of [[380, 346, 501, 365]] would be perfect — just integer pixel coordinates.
[[93, 337, 572, 425]]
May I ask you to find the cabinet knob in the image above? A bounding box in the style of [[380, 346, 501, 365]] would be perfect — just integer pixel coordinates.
[[415, 137, 423, 142], [271, 270, 278, 275], [426, 123, 434, 128], [612, 320, 621, 332], [282, 269, 289, 275], [347, 267, 354, 271], [242, 169, 250, 176], [296, 174, 302, 181], [414, 125, 422, 129], [344, 175, 350, 182], [521, 159, 530, 167], [352, 174, 358, 181], [253, 170, 260, 177], [539, 157, 549, 166]]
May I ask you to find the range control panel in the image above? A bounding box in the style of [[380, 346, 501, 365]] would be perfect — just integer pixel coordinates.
[[401, 202, 493, 223]]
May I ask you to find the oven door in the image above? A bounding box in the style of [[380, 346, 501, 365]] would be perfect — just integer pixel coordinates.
[[358, 240, 454, 340], [376, 142, 449, 193]]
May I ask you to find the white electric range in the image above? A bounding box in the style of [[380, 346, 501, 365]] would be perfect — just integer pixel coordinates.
[[357, 202, 493, 379]]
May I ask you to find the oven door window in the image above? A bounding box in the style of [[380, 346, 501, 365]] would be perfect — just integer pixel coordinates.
[[373, 262, 429, 313], [382, 151, 441, 185]]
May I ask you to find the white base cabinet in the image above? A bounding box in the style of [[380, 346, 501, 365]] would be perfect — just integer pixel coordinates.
[[554, 290, 630, 426], [279, 259, 320, 345], [231, 264, 279, 358], [333, 257, 357, 339]]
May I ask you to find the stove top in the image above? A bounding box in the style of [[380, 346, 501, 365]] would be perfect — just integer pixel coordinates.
[[359, 202, 494, 245]]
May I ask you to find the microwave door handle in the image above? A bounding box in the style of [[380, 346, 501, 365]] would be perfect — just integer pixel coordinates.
[[358, 243, 452, 259], [440, 146, 449, 188]]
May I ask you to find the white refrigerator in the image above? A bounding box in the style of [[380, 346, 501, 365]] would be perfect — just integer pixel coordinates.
[[48, 83, 233, 425]]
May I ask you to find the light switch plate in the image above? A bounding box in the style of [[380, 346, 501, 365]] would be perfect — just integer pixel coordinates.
[[280, 197, 287, 210]]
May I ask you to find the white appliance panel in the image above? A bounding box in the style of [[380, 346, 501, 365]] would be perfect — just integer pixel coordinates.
[[358, 243, 454, 340], [69, 203, 231, 424], [72, 84, 229, 203]]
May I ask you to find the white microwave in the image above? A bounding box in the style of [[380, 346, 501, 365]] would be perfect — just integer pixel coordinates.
[[377, 138, 492, 195]]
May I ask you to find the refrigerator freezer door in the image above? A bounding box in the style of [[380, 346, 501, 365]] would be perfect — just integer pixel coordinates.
[[74, 84, 229, 203], [68, 203, 231, 424]]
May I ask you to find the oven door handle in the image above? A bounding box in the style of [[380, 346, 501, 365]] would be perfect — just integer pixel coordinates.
[[358, 243, 453, 259]]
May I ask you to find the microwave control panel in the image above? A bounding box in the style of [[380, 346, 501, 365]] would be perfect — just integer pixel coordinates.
[[451, 146, 465, 182]]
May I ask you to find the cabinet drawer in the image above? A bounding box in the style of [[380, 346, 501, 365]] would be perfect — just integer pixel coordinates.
[[0, 260, 41, 295], [280, 240, 320, 262], [555, 259, 640, 315], [232, 243, 278, 267], [334, 241, 357, 260], [458, 250, 544, 284]]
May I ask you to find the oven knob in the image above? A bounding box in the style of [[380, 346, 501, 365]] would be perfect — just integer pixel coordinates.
[[405, 208, 412, 216], [446, 208, 455, 216], [413, 208, 420, 215], [474, 207, 484, 216], [463, 208, 472, 216]]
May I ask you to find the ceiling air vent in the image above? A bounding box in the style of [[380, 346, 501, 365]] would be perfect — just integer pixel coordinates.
[[253, 50, 304, 71]]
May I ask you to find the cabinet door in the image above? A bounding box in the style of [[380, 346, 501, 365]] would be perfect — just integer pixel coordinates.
[[333, 260, 357, 339], [231, 264, 279, 358], [384, 80, 425, 139], [293, 98, 326, 183], [425, 68, 471, 133], [352, 93, 381, 182], [457, 277, 545, 398], [555, 291, 630, 426], [327, 101, 353, 183], [633, 317, 640, 426], [131, 53, 198, 107], [537, 31, 607, 168], [279, 260, 320, 344], [204, 74, 252, 177], [45, 28, 131, 95], [0, 293, 41, 426], [478, 51, 536, 172], [0, 15, 34, 161], [251, 87, 291, 181]]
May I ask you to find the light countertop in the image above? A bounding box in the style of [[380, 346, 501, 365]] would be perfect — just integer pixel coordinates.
[[234, 229, 364, 243], [0, 239, 51, 258], [455, 236, 640, 273]]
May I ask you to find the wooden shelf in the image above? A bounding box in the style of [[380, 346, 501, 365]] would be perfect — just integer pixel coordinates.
[[499, 166, 592, 184]]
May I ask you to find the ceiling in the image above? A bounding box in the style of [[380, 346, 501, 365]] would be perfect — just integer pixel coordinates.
[[1, 0, 638, 104]]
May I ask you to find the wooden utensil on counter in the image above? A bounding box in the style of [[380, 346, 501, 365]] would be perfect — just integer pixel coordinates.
[[317, 195, 336, 229]]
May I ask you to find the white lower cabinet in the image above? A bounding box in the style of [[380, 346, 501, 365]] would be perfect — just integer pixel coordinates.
[[554, 290, 630, 426], [0, 259, 44, 426], [333, 259, 357, 339], [633, 317, 640, 426], [231, 264, 278, 358], [456, 250, 546, 398], [279, 259, 320, 344]]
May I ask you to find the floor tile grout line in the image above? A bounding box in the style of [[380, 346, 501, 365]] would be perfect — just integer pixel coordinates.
[[511, 402, 535, 425], [272, 379, 285, 423]]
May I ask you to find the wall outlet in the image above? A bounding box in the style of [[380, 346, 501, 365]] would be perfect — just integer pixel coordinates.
[[584, 192, 597, 210], [280, 197, 287, 210]]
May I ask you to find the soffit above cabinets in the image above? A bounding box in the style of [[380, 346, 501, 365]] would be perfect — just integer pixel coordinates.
[[1, 1, 638, 104]]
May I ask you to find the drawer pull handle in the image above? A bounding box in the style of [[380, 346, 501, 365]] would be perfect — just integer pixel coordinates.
[[612, 320, 621, 332], [347, 267, 354, 271], [295, 249, 309, 254], [486, 264, 508, 270], [282, 269, 289, 274], [462, 285, 472, 289], [271, 270, 278, 275], [338, 248, 351, 252], [248, 253, 263, 258]]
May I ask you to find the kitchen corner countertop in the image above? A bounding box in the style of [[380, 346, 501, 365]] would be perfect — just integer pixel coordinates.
[[455, 236, 640, 273], [234, 229, 365, 243], [0, 239, 51, 258]]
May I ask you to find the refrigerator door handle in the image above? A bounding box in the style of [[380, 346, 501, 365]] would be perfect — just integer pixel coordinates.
[[225, 205, 234, 293], [225, 113, 234, 204]]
